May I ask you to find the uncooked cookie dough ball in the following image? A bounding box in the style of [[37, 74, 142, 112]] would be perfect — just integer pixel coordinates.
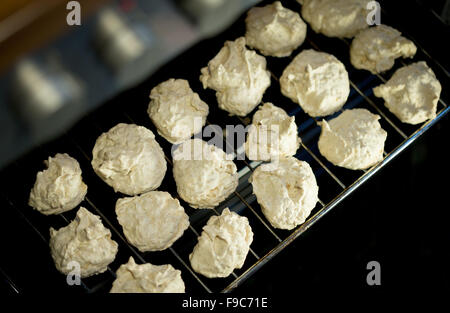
[[110, 257, 185, 293], [189, 208, 253, 278], [245, 1, 307, 57], [148, 79, 209, 144], [280, 49, 350, 117], [318, 108, 387, 170], [49, 207, 118, 278], [373, 62, 441, 125], [245, 103, 300, 161], [91, 123, 167, 196], [29, 153, 87, 215], [200, 37, 271, 116], [299, 0, 371, 38], [350, 25, 417, 74], [249, 156, 318, 230], [172, 139, 238, 209], [115, 191, 189, 252]]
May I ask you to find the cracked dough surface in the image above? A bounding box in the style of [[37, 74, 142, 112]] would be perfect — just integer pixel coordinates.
[[110, 257, 185, 293], [148, 78, 209, 144], [200, 37, 271, 116], [91, 123, 167, 196], [245, 1, 307, 57], [250, 156, 318, 230], [29, 153, 87, 215], [172, 139, 238, 209], [189, 208, 253, 278], [373, 62, 441, 125], [280, 49, 350, 117], [299, 0, 371, 38], [350, 25, 417, 74], [115, 191, 189, 252], [49, 207, 118, 278], [245, 103, 300, 161], [318, 108, 387, 170]]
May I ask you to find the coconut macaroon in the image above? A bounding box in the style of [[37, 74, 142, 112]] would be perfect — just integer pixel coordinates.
[[280, 49, 350, 117], [172, 139, 238, 209], [189, 208, 253, 278], [148, 79, 209, 144], [250, 156, 318, 230], [373, 62, 441, 125], [245, 1, 307, 57], [49, 207, 118, 278], [110, 257, 185, 293], [245, 103, 300, 161], [29, 153, 87, 215], [200, 37, 271, 116], [318, 109, 387, 170], [91, 123, 167, 196], [115, 191, 189, 252], [350, 25, 417, 74], [299, 0, 371, 38]]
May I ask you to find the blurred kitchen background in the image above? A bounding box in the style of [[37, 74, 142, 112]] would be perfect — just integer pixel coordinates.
[[0, 0, 262, 169]]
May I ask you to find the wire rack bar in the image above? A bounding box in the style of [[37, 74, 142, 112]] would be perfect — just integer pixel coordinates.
[[204, 119, 286, 244], [233, 191, 282, 243], [168, 247, 213, 293], [211, 207, 260, 261], [3, 1, 449, 293], [1, 190, 92, 293], [58, 211, 116, 277], [0, 265, 20, 294], [348, 80, 409, 139], [125, 111, 282, 251], [223, 103, 450, 292], [306, 36, 410, 140], [379, 6, 450, 78], [48, 119, 213, 293], [300, 142, 346, 189]]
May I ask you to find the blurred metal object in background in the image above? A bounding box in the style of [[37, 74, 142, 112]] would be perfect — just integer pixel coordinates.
[[95, 8, 146, 70], [10, 57, 84, 142], [177, 0, 259, 36]]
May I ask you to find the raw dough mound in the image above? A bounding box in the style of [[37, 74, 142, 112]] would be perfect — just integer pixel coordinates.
[[200, 37, 271, 116], [172, 139, 238, 209], [318, 108, 387, 170], [280, 49, 350, 117], [350, 25, 417, 74], [91, 123, 167, 195], [300, 0, 371, 38], [49, 207, 118, 278], [189, 208, 253, 278], [250, 156, 318, 230], [373, 62, 441, 125], [110, 257, 185, 293], [245, 1, 307, 57], [148, 78, 209, 144], [245, 103, 300, 161], [29, 153, 87, 215], [116, 191, 189, 252]]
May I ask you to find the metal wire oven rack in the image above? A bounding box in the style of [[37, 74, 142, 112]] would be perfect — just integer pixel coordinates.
[[0, 0, 448, 293]]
